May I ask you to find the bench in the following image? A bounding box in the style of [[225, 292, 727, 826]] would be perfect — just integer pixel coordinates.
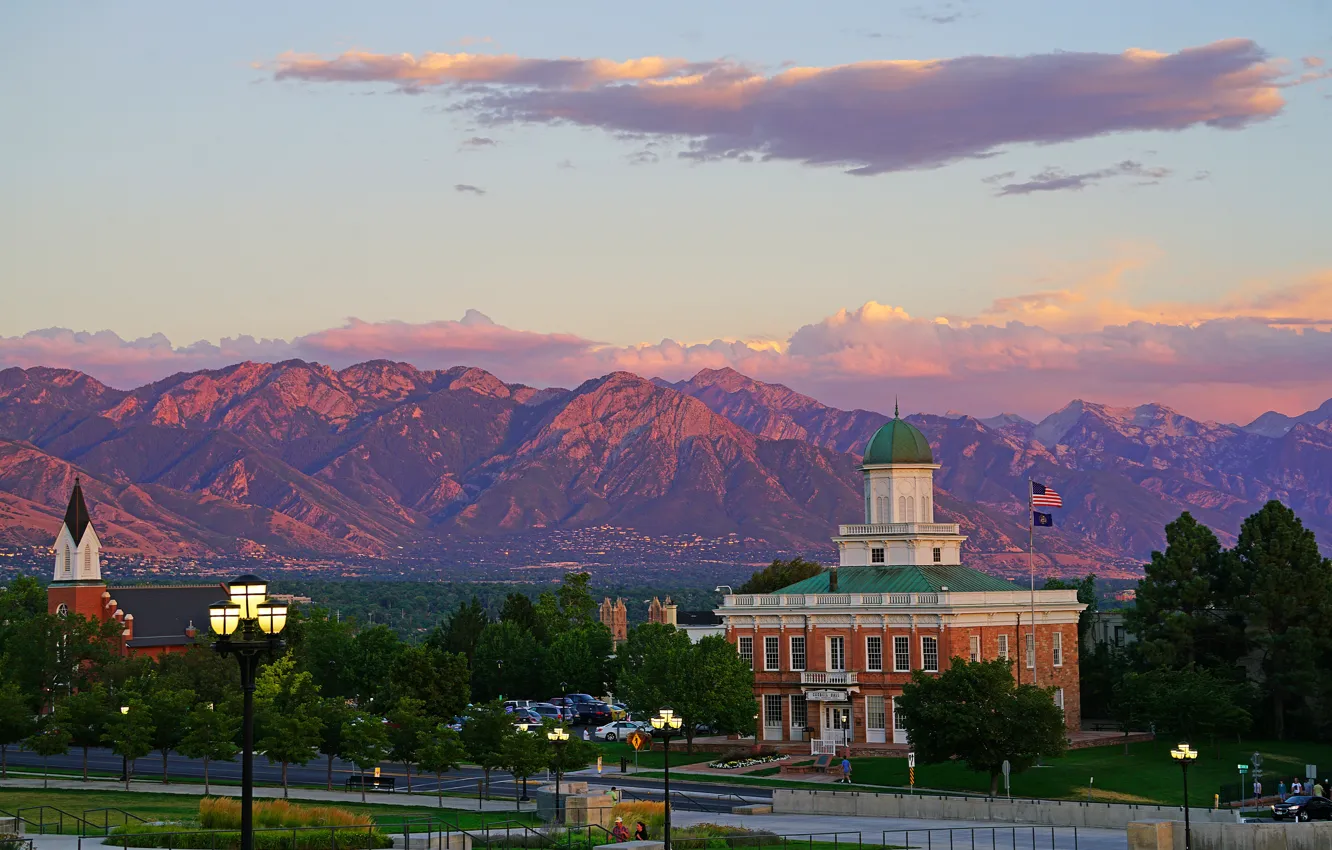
[[346, 775, 397, 792], [780, 754, 839, 776]]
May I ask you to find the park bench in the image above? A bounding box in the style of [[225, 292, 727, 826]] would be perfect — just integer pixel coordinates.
[[346, 775, 397, 792], [780, 754, 839, 776]]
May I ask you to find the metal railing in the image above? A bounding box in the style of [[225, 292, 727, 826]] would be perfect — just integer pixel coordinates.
[[882, 827, 1079, 850], [81, 823, 385, 850], [800, 672, 858, 685], [13, 806, 98, 836], [83, 809, 148, 835]]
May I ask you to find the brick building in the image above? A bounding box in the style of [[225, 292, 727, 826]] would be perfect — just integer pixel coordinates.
[[47, 479, 223, 659], [599, 597, 628, 643], [717, 414, 1085, 751]]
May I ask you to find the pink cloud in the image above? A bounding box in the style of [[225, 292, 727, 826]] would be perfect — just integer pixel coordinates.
[[272, 40, 1288, 174]]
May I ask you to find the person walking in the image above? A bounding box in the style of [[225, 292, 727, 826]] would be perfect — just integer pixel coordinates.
[[1293, 778, 1303, 796], [1278, 779, 1287, 801], [1253, 779, 1262, 805], [1316, 780, 1326, 798], [609, 786, 620, 804], [840, 755, 852, 784]]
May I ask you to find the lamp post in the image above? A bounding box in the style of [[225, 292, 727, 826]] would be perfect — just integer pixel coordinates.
[[516, 723, 533, 803], [119, 706, 129, 787], [547, 727, 569, 824], [1170, 742, 1198, 850], [651, 707, 685, 850], [209, 575, 288, 850]]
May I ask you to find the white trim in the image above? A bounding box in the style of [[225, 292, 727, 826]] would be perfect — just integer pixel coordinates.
[[789, 634, 806, 672], [764, 635, 780, 671], [921, 635, 939, 673], [865, 635, 883, 672], [893, 635, 911, 672], [1052, 631, 1063, 667]]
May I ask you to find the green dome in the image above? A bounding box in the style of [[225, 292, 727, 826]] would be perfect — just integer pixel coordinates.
[[863, 416, 933, 465]]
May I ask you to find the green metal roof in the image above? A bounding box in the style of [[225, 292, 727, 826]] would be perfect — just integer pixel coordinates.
[[863, 417, 933, 465], [777, 565, 1022, 594]]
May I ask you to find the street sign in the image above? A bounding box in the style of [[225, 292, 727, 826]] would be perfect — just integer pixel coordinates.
[[627, 731, 649, 751], [908, 752, 916, 768], [374, 766, 381, 778], [1238, 764, 1249, 773], [1002, 760, 1010, 778], [1307, 764, 1318, 780]]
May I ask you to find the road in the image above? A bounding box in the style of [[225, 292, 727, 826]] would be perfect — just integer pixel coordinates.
[[1, 746, 767, 812]]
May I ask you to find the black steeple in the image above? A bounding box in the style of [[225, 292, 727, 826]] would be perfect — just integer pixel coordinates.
[[63, 477, 92, 545]]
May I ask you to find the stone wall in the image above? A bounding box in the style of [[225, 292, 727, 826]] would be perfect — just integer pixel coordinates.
[[1129, 820, 1332, 850]]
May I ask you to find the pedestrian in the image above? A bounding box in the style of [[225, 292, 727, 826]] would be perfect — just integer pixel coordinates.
[[840, 755, 852, 784], [1293, 778, 1302, 796], [1278, 779, 1287, 801], [1253, 779, 1262, 802], [1317, 780, 1326, 798], [609, 786, 620, 804], [611, 817, 629, 842], [634, 821, 649, 840]]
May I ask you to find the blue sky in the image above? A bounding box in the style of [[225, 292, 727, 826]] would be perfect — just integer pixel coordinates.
[[1, 1, 1330, 420]]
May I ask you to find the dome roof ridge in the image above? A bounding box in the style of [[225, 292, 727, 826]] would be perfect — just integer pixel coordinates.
[[863, 411, 933, 465]]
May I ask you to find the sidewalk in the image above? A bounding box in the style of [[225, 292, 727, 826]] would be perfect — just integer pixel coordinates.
[[0, 777, 534, 813]]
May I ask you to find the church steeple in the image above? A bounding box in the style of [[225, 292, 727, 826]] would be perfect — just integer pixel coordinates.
[[53, 477, 101, 583], [64, 477, 93, 545]]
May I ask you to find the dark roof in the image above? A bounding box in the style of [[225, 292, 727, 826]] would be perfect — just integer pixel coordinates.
[[676, 611, 722, 627], [63, 479, 93, 545], [111, 584, 226, 643], [778, 565, 1021, 594]]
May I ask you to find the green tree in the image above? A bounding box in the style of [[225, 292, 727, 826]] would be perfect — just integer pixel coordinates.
[[1123, 668, 1252, 746], [535, 573, 598, 638], [416, 723, 466, 808], [613, 623, 692, 717], [1042, 574, 1098, 646], [432, 598, 490, 662], [1127, 512, 1242, 670], [50, 684, 111, 780], [156, 646, 239, 707], [387, 644, 470, 721], [145, 683, 196, 783], [460, 699, 511, 797], [313, 697, 353, 791], [340, 711, 390, 803], [255, 655, 323, 797], [1229, 501, 1332, 739], [386, 697, 429, 792], [177, 701, 240, 795], [669, 635, 756, 751], [736, 557, 825, 595], [473, 621, 543, 701], [0, 679, 36, 778], [103, 698, 154, 789], [896, 659, 1067, 795], [499, 592, 543, 640], [12, 612, 121, 712], [287, 608, 356, 699], [545, 624, 614, 697], [0, 576, 46, 656], [26, 720, 72, 788], [500, 728, 550, 811], [347, 625, 403, 711]]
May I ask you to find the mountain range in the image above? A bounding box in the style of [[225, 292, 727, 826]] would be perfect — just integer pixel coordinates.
[[1, 361, 1330, 578]]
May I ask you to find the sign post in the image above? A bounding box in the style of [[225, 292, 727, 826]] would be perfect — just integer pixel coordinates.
[[1002, 760, 1011, 800], [908, 751, 916, 794], [627, 731, 649, 773], [1237, 764, 1248, 822]]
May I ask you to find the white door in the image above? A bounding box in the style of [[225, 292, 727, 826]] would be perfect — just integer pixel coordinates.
[[824, 705, 851, 745], [891, 697, 908, 745], [866, 695, 886, 744]]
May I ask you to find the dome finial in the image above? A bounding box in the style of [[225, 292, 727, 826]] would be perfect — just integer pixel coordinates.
[[894, 396, 899, 418]]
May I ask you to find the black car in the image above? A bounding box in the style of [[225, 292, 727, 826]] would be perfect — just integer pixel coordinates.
[[1273, 795, 1332, 821], [575, 701, 613, 725]]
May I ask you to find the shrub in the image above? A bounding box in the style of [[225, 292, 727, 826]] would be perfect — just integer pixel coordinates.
[[611, 801, 664, 835], [104, 824, 390, 850], [198, 798, 371, 830]]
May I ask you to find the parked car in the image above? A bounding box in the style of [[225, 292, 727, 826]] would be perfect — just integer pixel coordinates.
[[575, 701, 613, 725], [606, 703, 628, 720], [510, 708, 542, 725], [595, 720, 651, 741], [503, 700, 535, 712], [1272, 795, 1332, 821], [530, 703, 566, 722]]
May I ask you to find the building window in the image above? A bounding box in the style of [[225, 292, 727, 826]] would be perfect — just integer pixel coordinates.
[[866, 695, 886, 731], [1052, 632, 1063, 667], [922, 636, 939, 672], [1026, 634, 1035, 669], [790, 694, 808, 729], [763, 694, 783, 727], [922, 496, 930, 519], [932, 547, 942, 563], [1113, 625, 1125, 647], [871, 547, 885, 564], [828, 636, 845, 672], [969, 635, 981, 663], [790, 635, 806, 671], [1054, 688, 1065, 710], [893, 635, 911, 671], [739, 636, 753, 670], [892, 697, 905, 731], [866, 636, 883, 671], [764, 636, 780, 671], [63, 546, 71, 574], [83, 547, 91, 571], [998, 634, 1009, 659], [55, 603, 68, 617]]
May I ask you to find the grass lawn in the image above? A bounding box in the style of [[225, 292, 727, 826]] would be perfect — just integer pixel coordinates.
[[594, 742, 722, 770], [0, 789, 540, 835], [847, 738, 1332, 806]]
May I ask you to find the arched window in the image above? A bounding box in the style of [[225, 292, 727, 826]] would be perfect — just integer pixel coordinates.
[[905, 497, 915, 523], [920, 496, 929, 522], [898, 496, 906, 521], [56, 603, 68, 617]]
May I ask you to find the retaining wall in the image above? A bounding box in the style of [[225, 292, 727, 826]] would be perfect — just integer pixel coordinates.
[[773, 789, 1236, 830], [1129, 820, 1332, 850]]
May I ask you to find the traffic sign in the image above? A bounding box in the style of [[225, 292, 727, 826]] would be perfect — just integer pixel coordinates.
[[1238, 764, 1249, 773], [1002, 760, 1010, 778], [908, 752, 916, 768], [627, 731, 649, 751]]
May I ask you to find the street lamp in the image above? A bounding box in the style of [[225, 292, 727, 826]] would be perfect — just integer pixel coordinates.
[[650, 707, 685, 850], [119, 706, 129, 786], [1170, 742, 1198, 850], [547, 727, 569, 824], [210, 575, 288, 850], [516, 722, 534, 803]]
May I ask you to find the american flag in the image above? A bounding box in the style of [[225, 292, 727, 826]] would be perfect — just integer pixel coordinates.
[[1031, 482, 1063, 508]]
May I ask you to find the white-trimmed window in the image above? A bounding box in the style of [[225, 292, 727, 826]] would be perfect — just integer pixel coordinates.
[[932, 547, 942, 563], [866, 696, 886, 732], [866, 636, 883, 672], [828, 636, 845, 672], [892, 697, 905, 731], [790, 695, 808, 729], [790, 635, 806, 671], [1054, 688, 1065, 710], [763, 694, 783, 727], [764, 636, 780, 671], [63, 547, 71, 574], [969, 635, 981, 663], [738, 636, 753, 670], [893, 636, 911, 671], [871, 547, 885, 564], [922, 636, 939, 672], [1026, 634, 1035, 669], [1052, 632, 1063, 667], [998, 634, 1009, 659], [83, 547, 91, 571]]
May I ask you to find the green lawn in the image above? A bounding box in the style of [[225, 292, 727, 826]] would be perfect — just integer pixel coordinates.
[[594, 742, 722, 770], [0, 789, 540, 835]]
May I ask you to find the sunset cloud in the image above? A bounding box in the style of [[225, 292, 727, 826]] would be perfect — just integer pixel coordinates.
[[992, 161, 1172, 195], [272, 39, 1289, 175], [5, 273, 1332, 422]]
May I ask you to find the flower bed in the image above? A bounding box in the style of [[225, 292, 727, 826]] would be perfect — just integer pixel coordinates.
[[706, 755, 789, 770]]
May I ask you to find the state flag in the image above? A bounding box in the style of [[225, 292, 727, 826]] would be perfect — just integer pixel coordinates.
[[1033, 511, 1053, 527]]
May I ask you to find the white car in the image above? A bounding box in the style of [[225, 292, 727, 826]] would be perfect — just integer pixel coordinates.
[[596, 720, 651, 741]]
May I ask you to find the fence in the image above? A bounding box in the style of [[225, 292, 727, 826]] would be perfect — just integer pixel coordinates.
[[78, 823, 384, 850], [881, 827, 1079, 850], [615, 787, 766, 815]]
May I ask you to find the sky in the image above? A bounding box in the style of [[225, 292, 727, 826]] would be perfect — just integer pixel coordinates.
[[2, 0, 1331, 423]]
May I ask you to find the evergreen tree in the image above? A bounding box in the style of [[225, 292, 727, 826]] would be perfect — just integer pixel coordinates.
[[499, 593, 543, 640], [432, 598, 490, 662], [736, 557, 825, 594], [388, 644, 471, 720], [473, 621, 543, 701]]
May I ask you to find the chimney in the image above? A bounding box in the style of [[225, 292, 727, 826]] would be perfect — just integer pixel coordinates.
[[829, 567, 839, 593]]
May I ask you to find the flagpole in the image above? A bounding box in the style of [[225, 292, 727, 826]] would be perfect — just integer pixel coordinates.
[[1028, 478, 1036, 688]]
